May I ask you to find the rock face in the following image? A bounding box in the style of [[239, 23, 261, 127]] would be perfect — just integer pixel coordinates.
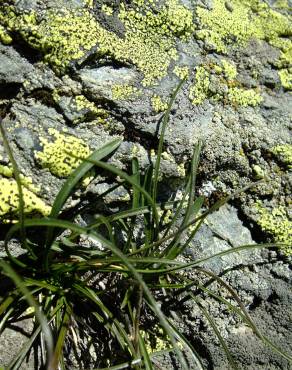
[[0, 0, 291, 368]]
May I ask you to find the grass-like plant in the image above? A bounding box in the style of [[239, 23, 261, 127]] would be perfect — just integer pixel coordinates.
[[0, 81, 291, 370]]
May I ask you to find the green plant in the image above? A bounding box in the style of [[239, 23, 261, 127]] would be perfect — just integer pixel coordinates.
[[0, 82, 291, 370]]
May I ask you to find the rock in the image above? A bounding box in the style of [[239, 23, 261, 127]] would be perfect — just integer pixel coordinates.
[[0, 44, 33, 84], [78, 66, 140, 103], [0, 0, 292, 368], [186, 204, 259, 274]]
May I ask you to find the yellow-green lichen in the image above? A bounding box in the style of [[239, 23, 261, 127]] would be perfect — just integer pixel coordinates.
[[189, 62, 262, 106], [111, 84, 138, 100], [0, 163, 13, 178], [74, 95, 108, 123], [173, 65, 190, 80], [196, 0, 292, 54], [252, 164, 265, 179], [274, 0, 290, 8], [278, 68, 292, 90], [0, 162, 41, 193], [0, 1, 194, 86], [0, 24, 12, 44], [271, 144, 292, 170], [115, 0, 194, 86], [0, 178, 51, 218], [0, 7, 100, 73], [221, 59, 237, 80], [189, 66, 210, 105], [101, 4, 114, 16], [35, 129, 91, 177], [256, 204, 292, 255], [227, 87, 263, 107], [196, 0, 292, 90], [84, 0, 94, 8], [75, 95, 97, 112], [151, 95, 168, 113], [177, 162, 186, 177], [140, 326, 169, 353]]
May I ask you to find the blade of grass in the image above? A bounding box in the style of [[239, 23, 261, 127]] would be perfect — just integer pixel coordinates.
[[72, 158, 160, 228], [146, 180, 264, 254], [7, 218, 190, 369], [50, 301, 71, 370], [150, 79, 186, 243], [192, 295, 238, 369], [166, 320, 205, 370], [45, 138, 122, 253], [163, 196, 204, 259], [0, 122, 37, 266], [50, 138, 122, 219], [125, 158, 141, 253], [74, 283, 136, 355], [152, 78, 186, 204], [8, 324, 43, 370], [138, 332, 153, 370], [95, 349, 174, 370], [0, 260, 53, 363]]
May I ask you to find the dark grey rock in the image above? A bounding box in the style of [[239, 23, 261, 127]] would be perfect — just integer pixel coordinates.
[[0, 44, 34, 84]]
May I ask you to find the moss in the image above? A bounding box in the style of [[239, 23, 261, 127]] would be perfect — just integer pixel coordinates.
[[35, 128, 91, 177], [256, 203, 292, 255], [0, 1, 194, 85], [151, 95, 168, 113], [278, 68, 292, 90], [196, 0, 292, 54], [0, 178, 51, 218], [189, 66, 210, 105], [227, 87, 263, 107], [111, 84, 138, 100], [271, 144, 292, 170]]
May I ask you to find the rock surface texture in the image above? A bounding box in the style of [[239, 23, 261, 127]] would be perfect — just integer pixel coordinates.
[[0, 0, 291, 368]]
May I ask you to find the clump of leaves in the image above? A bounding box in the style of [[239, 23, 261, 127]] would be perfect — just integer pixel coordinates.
[[0, 82, 291, 370]]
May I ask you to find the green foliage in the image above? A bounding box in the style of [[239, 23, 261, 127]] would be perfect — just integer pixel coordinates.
[[0, 83, 291, 369]]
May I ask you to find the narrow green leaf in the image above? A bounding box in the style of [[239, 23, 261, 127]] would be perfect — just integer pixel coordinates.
[[7, 218, 190, 369], [75, 159, 160, 228], [45, 138, 122, 254], [148, 180, 264, 253], [138, 333, 153, 370], [50, 302, 71, 370], [0, 261, 54, 363], [167, 320, 205, 370], [8, 325, 42, 370], [0, 120, 27, 254], [152, 79, 186, 203], [164, 196, 204, 259], [192, 295, 238, 369], [50, 138, 122, 219]]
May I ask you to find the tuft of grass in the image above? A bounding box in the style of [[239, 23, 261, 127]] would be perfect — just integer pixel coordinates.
[[0, 82, 291, 369]]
